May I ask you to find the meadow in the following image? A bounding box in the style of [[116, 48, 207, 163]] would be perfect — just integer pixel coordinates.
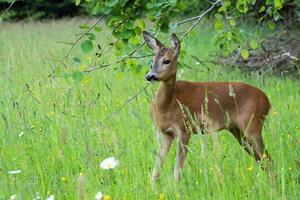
[[0, 18, 299, 200]]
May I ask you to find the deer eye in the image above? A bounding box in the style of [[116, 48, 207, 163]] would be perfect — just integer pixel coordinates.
[[163, 60, 170, 65]]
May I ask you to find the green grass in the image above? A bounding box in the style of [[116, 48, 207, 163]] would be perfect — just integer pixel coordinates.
[[0, 19, 299, 200]]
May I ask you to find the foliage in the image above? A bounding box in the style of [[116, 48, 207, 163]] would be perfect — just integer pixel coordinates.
[[61, 0, 299, 84], [0, 0, 89, 20]]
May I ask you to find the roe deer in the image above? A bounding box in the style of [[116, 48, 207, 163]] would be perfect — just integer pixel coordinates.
[[142, 31, 272, 185]]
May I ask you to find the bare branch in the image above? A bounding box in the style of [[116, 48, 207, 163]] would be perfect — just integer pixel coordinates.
[[249, 7, 271, 34], [55, 41, 74, 45], [129, 54, 154, 59], [105, 84, 150, 119], [1, 0, 17, 17], [48, 15, 105, 77], [180, 0, 221, 39], [85, 41, 146, 73], [177, 15, 204, 26]]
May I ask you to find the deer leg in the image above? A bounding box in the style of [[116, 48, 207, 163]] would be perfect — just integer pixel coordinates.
[[151, 132, 174, 186], [229, 126, 253, 156], [174, 131, 190, 182], [243, 122, 269, 162], [230, 124, 272, 167]]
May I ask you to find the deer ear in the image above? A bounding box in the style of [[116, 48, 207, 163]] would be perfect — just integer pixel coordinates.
[[143, 31, 162, 53], [171, 34, 180, 56]]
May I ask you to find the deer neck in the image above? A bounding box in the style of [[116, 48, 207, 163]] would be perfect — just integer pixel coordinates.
[[155, 74, 176, 110]]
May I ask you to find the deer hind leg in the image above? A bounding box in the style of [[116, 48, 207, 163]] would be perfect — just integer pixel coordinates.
[[229, 122, 271, 164], [151, 131, 174, 186], [174, 129, 190, 182], [229, 125, 253, 156], [244, 122, 273, 170]]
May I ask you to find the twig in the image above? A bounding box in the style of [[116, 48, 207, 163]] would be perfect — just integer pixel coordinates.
[[87, 3, 219, 74], [1, 0, 17, 17], [105, 84, 150, 119], [55, 41, 74, 45], [178, 15, 204, 26], [249, 7, 271, 34], [85, 41, 146, 73], [180, 0, 221, 39], [129, 54, 154, 59], [48, 15, 105, 77]]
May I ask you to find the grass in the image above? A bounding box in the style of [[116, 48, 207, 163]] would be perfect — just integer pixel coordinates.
[[0, 18, 299, 200]]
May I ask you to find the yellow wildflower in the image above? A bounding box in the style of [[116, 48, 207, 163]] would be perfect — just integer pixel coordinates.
[[104, 195, 112, 200], [287, 133, 292, 139], [247, 165, 253, 171], [61, 176, 67, 182], [263, 153, 267, 159], [159, 193, 166, 200]]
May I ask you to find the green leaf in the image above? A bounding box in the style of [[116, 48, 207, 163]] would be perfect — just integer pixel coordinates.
[[79, 24, 89, 29], [92, 2, 101, 15], [86, 33, 95, 40], [125, 20, 134, 30], [121, 30, 132, 39], [134, 26, 142, 34], [214, 20, 224, 31], [229, 19, 236, 26], [169, 0, 177, 4], [81, 40, 93, 53], [72, 71, 83, 82], [215, 13, 223, 20], [137, 19, 145, 29], [225, 31, 233, 40], [274, 0, 283, 10], [160, 22, 169, 33], [241, 49, 249, 59], [237, 2, 248, 13], [119, 0, 128, 7], [55, 66, 62, 76], [250, 40, 259, 50], [218, 6, 225, 13], [106, 0, 119, 7], [94, 26, 102, 32], [129, 35, 141, 46], [268, 21, 276, 30], [101, 6, 112, 14], [258, 6, 265, 13], [146, 2, 156, 9], [75, 0, 81, 6], [73, 57, 81, 64], [113, 31, 121, 38]]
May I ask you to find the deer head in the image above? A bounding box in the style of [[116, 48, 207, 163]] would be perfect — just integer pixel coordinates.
[[143, 31, 180, 83]]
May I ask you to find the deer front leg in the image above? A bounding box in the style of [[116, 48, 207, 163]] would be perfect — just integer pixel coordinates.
[[174, 131, 190, 182], [151, 132, 174, 187]]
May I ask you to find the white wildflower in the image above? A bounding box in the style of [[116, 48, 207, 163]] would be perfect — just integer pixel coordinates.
[[46, 195, 54, 200], [95, 192, 103, 200], [19, 131, 24, 137], [8, 170, 21, 175], [10, 195, 16, 200], [100, 157, 119, 169]]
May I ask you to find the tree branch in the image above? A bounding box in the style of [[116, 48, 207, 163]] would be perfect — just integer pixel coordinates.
[[1, 0, 17, 17], [48, 15, 104, 77], [85, 41, 146, 73], [180, 0, 221, 39], [105, 83, 150, 120], [86, 1, 219, 74]]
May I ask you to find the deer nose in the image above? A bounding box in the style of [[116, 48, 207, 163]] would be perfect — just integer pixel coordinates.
[[146, 74, 158, 82]]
